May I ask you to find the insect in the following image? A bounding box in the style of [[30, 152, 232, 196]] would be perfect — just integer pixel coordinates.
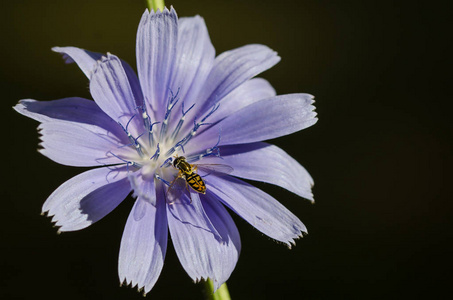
[[166, 156, 233, 204]]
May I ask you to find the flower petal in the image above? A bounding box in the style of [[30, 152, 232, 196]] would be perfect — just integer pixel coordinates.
[[209, 78, 276, 124], [198, 44, 280, 114], [207, 175, 307, 247], [52, 47, 143, 103], [128, 171, 157, 207], [38, 120, 135, 167], [136, 8, 178, 117], [90, 53, 143, 136], [194, 94, 317, 148], [52, 46, 102, 78], [170, 16, 215, 111], [167, 194, 240, 288], [217, 142, 314, 201], [202, 193, 241, 290], [13, 98, 127, 143], [167, 191, 220, 239], [118, 182, 168, 295], [43, 166, 131, 231]]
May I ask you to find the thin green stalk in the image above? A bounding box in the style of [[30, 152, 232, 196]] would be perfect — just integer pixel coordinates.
[[145, 0, 165, 11], [204, 279, 231, 300]]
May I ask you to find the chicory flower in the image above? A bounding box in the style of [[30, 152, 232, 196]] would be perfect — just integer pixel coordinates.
[[14, 7, 317, 295]]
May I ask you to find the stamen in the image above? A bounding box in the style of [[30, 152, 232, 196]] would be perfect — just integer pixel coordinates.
[[186, 132, 222, 163], [107, 151, 140, 171], [178, 104, 220, 148], [155, 173, 171, 186], [170, 101, 195, 141], [160, 157, 173, 168], [118, 115, 145, 157], [137, 104, 151, 131], [148, 121, 160, 148], [150, 143, 160, 161], [201, 103, 220, 123], [136, 103, 160, 148], [159, 88, 180, 141], [164, 140, 185, 157]]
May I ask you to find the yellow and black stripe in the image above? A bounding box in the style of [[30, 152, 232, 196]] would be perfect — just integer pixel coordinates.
[[186, 173, 206, 194]]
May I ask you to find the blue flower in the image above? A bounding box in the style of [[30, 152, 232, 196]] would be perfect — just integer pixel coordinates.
[[14, 7, 317, 294]]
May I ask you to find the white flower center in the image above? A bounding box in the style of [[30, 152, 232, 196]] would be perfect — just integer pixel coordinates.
[[110, 91, 222, 187]]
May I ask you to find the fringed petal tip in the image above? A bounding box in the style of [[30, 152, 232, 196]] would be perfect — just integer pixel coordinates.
[[40, 207, 89, 233], [259, 225, 308, 249], [40, 210, 62, 235], [306, 94, 319, 119], [92, 52, 115, 72], [304, 192, 315, 203], [305, 93, 317, 106], [119, 278, 149, 297], [86, 53, 121, 83], [40, 209, 82, 235], [285, 230, 309, 249], [119, 273, 159, 296], [194, 277, 224, 292], [145, 5, 177, 16]]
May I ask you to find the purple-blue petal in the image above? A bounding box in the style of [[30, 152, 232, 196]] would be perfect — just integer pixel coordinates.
[[128, 171, 157, 207], [197, 44, 280, 114], [136, 8, 178, 118], [217, 142, 314, 201], [209, 78, 276, 124], [13, 98, 127, 144], [90, 53, 143, 136], [43, 166, 131, 231], [38, 120, 135, 167], [52, 46, 103, 78], [166, 192, 216, 282], [207, 175, 307, 247], [201, 192, 241, 290], [118, 182, 168, 294], [194, 93, 317, 149], [167, 193, 240, 288], [169, 16, 215, 113], [167, 192, 220, 239], [52, 47, 143, 104]]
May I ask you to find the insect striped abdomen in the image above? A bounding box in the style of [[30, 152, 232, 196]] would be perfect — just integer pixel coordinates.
[[186, 173, 206, 194]]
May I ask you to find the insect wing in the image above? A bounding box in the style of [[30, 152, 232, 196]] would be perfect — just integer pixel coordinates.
[[195, 164, 233, 177], [166, 176, 190, 205]]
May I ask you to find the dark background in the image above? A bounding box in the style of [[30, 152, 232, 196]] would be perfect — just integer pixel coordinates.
[[2, 0, 452, 299]]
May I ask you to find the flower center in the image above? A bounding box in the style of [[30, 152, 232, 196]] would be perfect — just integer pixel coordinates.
[[109, 90, 222, 185]]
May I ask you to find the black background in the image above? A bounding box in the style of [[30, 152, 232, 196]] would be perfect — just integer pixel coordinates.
[[2, 0, 452, 299]]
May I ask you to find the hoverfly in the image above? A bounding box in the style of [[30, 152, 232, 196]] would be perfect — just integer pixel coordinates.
[[166, 156, 233, 204]]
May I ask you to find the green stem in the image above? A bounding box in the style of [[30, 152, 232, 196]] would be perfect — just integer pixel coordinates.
[[145, 0, 165, 11], [204, 279, 231, 300]]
